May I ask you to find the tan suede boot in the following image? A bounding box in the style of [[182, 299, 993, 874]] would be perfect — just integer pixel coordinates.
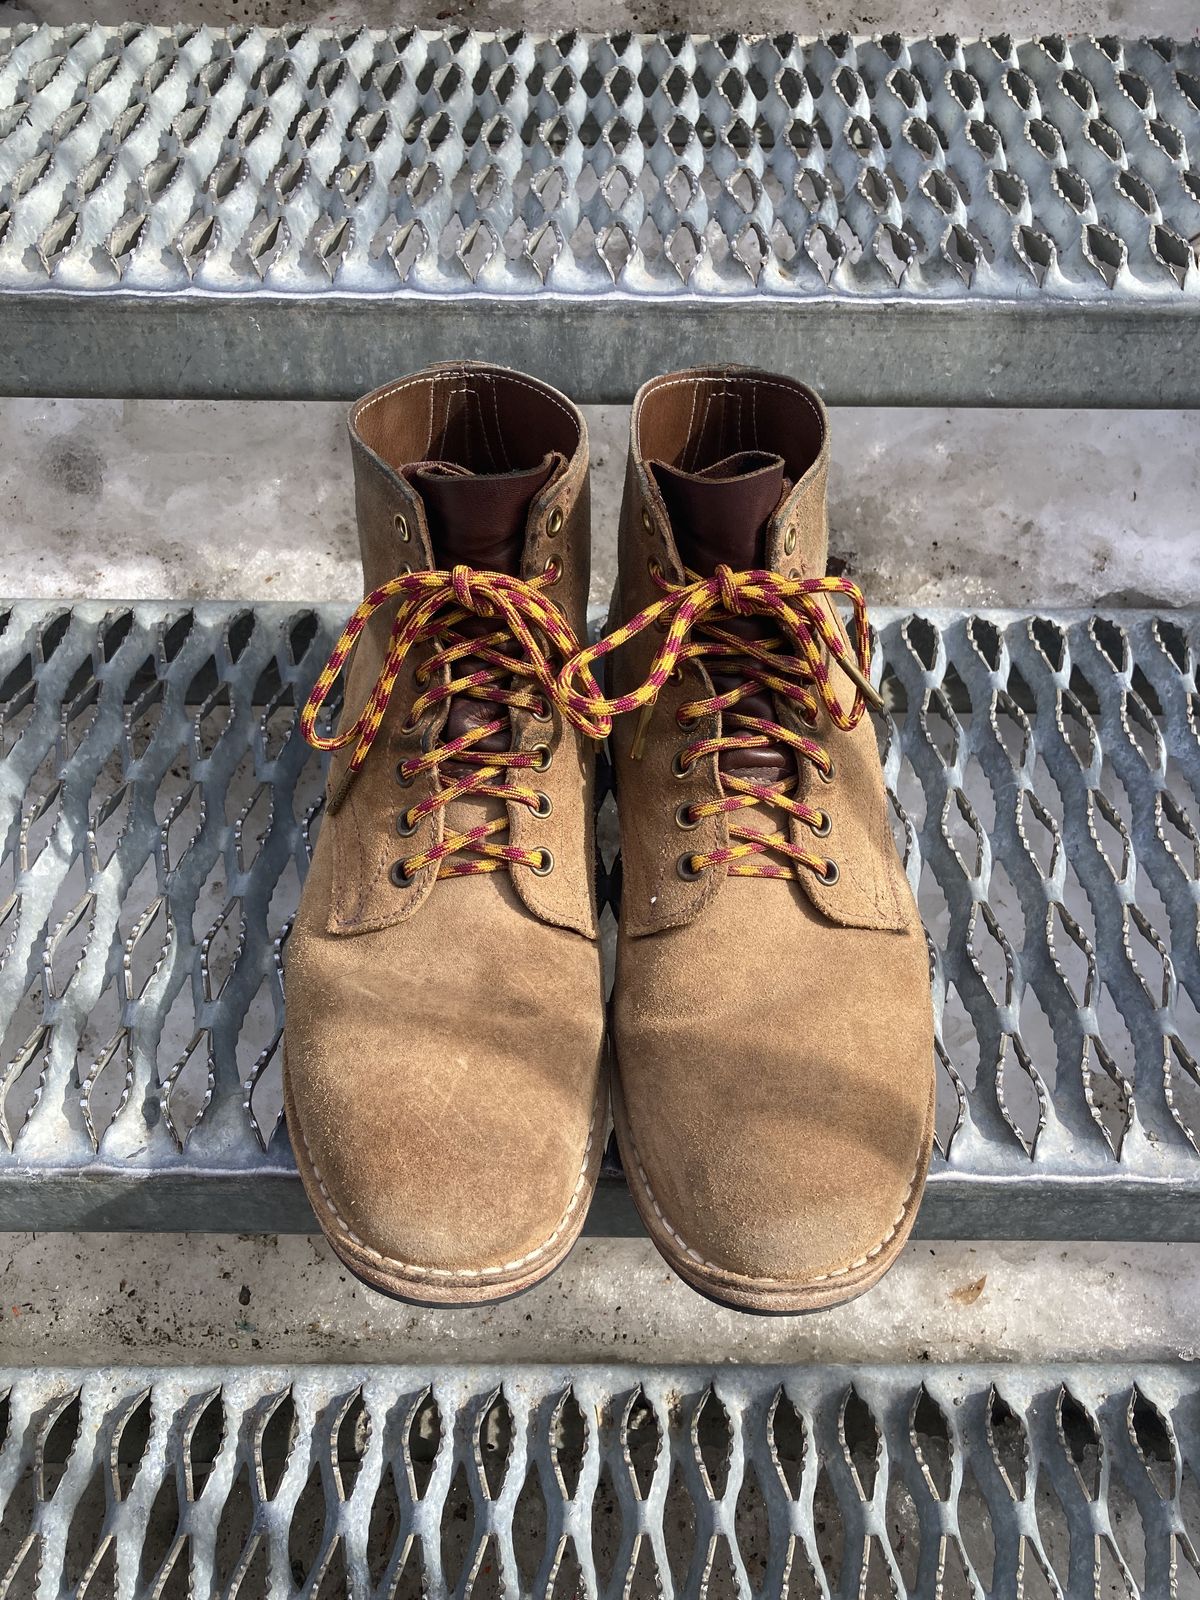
[[563, 367, 934, 1312], [284, 363, 606, 1305]]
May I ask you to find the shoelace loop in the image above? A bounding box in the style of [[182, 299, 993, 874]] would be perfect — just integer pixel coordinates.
[[557, 561, 883, 882], [301, 563, 594, 881]]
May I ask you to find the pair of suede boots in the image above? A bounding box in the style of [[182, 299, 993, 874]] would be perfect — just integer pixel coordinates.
[[283, 362, 935, 1314]]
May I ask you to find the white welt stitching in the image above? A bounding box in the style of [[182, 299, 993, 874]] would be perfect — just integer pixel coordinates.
[[628, 1142, 919, 1285], [296, 1111, 597, 1280]]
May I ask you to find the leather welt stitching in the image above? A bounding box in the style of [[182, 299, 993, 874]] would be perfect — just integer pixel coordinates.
[[629, 1141, 919, 1285], [295, 1113, 596, 1280]]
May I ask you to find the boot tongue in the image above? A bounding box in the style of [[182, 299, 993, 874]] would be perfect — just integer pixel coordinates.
[[651, 451, 793, 786], [652, 451, 785, 574], [404, 454, 559, 756], [406, 455, 558, 575]]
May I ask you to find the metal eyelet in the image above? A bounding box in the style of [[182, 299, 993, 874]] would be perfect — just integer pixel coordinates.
[[390, 859, 414, 888], [677, 853, 704, 881], [531, 791, 553, 819], [676, 708, 700, 730], [530, 742, 553, 772], [531, 848, 555, 876], [818, 760, 836, 783], [543, 557, 562, 584], [672, 750, 695, 779], [783, 526, 797, 555], [810, 810, 832, 838], [399, 716, 420, 736], [395, 761, 415, 787], [819, 859, 840, 885], [530, 696, 554, 723], [546, 506, 564, 536], [641, 507, 654, 534], [675, 802, 700, 830], [394, 513, 411, 542], [396, 807, 419, 837]]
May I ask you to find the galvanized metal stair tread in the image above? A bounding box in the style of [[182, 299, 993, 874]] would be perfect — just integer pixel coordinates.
[[0, 25, 1198, 403], [0, 1361, 1197, 1600], [0, 599, 1197, 1240]]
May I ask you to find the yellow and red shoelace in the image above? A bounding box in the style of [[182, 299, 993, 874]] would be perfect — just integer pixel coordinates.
[[302, 559, 879, 884], [556, 562, 881, 882], [301, 563, 597, 881]]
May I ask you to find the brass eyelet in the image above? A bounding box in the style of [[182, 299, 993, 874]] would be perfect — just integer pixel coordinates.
[[390, 859, 414, 888], [648, 559, 663, 581], [530, 696, 554, 723], [676, 708, 700, 730], [531, 791, 553, 819], [677, 852, 704, 881], [399, 715, 420, 736], [818, 759, 836, 783], [543, 557, 562, 584], [783, 526, 797, 556], [394, 513, 411, 542], [530, 742, 553, 772], [531, 847, 555, 876], [675, 802, 700, 830], [819, 859, 840, 885], [810, 809, 832, 838], [396, 807, 420, 838], [546, 506, 564, 536], [672, 750, 695, 779], [641, 507, 654, 534]]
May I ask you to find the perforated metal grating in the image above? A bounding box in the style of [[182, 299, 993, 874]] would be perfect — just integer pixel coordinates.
[[0, 26, 1198, 403], [2, 25, 1199, 299], [0, 1362, 1197, 1600], [0, 601, 1198, 1238]]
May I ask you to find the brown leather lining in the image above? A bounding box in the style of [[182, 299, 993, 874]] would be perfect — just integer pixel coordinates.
[[352, 363, 582, 476], [634, 367, 825, 483]]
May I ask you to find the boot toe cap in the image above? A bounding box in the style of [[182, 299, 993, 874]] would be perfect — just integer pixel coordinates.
[[624, 1097, 929, 1293], [283, 928, 604, 1298]]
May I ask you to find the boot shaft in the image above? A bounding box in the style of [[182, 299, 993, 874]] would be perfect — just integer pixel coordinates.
[[348, 362, 591, 636], [608, 365, 907, 938], [618, 367, 831, 620], [309, 362, 597, 938]]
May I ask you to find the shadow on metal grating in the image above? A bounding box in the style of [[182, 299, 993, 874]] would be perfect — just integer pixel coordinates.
[[0, 1363, 1196, 1599], [0, 602, 1197, 1238]]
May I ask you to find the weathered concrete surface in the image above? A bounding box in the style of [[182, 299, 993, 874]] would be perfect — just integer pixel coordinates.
[[4, 398, 1199, 613], [0, 1232, 1196, 1367]]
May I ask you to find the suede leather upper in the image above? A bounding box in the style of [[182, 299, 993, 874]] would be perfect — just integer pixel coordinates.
[[284, 363, 606, 1299], [609, 366, 936, 1304]]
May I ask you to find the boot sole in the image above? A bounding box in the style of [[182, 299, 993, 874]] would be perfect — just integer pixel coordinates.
[[609, 1059, 936, 1315], [283, 1047, 609, 1308]]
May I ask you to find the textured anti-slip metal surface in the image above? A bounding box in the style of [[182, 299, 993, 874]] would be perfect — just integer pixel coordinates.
[[0, 25, 1198, 403], [0, 1362, 1197, 1600], [0, 601, 1197, 1238]]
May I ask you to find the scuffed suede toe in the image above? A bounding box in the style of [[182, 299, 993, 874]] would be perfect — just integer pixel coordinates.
[[286, 878, 604, 1290], [614, 882, 933, 1305]]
